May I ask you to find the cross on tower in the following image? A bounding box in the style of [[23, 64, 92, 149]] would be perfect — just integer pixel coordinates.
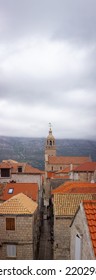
[[49, 122, 52, 130]]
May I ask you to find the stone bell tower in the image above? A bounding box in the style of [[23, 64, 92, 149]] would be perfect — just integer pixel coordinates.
[[45, 123, 56, 173]]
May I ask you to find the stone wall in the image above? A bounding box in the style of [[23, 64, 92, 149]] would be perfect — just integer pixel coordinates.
[[44, 178, 69, 200], [73, 171, 95, 182], [53, 216, 72, 260], [0, 243, 33, 260], [46, 164, 69, 172], [0, 173, 42, 189], [0, 212, 39, 260], [11, 174, 41, 189], [70, 207, 95, 260], [50, 179, 69, 190]]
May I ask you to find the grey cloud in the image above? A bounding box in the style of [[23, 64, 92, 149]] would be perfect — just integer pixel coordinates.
[[0, 0, 96, 138], [0, 0, 96, 43]]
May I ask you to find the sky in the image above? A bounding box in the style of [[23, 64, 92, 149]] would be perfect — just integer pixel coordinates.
[[0, 0, 96, 139]]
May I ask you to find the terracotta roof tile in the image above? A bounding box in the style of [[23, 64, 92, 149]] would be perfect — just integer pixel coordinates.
[[83, 200, 96, 256], [47, 171, 69, 179], [0, 193, 38, 215], [0, 162, 12, 169], [53, 193, 94, 216], [23, 164, 44, 174], [0, 160, 44, 174], [53, 175, 70, 179], [0, 182, 38, 202], [52, 181, 96, 194], [73, 162, 96, 172], [48, 156, 91, 165], [11, 163, 43, 174], [56, 167, 70, 174], [47, 172, 55, 178]]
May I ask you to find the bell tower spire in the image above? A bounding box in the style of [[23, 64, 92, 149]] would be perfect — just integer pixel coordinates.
[[44, 124, 56, 184], [49, 122, 52, 131], [45, 123, 56, 160]]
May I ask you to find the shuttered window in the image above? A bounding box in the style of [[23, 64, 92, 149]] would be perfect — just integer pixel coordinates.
[[7, 245, 16, 257], [18, 167, 22, 172], [6, 218, 15, 230], [1, 168, 10, 177]]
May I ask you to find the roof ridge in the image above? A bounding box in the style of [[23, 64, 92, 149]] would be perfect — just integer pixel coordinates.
[[0, 193, 38, 214]]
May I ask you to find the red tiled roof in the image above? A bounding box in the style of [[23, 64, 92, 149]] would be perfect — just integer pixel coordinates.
[[48, 156, 91, 165], [83, 200, 96, 256], [0, 160, 43, 174], [52, 174, 70, 179], [52, 181, 96, 194], [0, 182, 38, 202], [12, 163, 43, 174], [47, 171, 69, 179], [56, 167, 70, 174], [47, 172, 55, 179], [72, 162, 96, 172], [0, 162, 12, 169]]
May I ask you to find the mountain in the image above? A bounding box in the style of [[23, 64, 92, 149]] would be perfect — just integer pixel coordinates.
[[0, 136, 96, 170]]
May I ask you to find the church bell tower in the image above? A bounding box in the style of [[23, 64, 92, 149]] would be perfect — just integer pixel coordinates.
[[45, 124, 56, 173]]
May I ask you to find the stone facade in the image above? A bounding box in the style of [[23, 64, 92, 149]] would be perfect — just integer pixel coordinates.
[[53, 216, 72, 259], [52, 190, 96, 260], [0, 210, 39, 260], [70, 205, 95, 259], [0, 171, 43, 208], [70, 171, 96, 182], [45, 128, 56, 179], [0, 172, 42, 189], [45, 162, 69, 172]]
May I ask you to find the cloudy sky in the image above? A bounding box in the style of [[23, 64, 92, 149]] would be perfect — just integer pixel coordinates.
[[0, 0, 96, 139]]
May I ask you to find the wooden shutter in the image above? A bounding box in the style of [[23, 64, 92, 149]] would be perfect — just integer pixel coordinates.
[[6, 218, 15, 230]]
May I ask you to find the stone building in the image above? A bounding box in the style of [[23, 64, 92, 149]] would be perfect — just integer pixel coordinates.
[[52, 181, 96, 259], [0, 160, 44, 208], [0, 193, 39, 259], [45, 127, 91, 174], [44, 127, 91, 198], [69, 162, 96, 182], [70, 200, 96, 259], [0, 160, 44, 186]]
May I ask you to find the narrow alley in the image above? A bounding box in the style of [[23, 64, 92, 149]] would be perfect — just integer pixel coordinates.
[[37, 201, 53, 260]]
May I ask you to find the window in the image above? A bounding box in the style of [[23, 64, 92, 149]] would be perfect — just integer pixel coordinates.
[[18, 166, 22, 173], [75, 233, 82, 259], [7, 245, 16, 258], [50, 140, 52, 146], [1, 168, 10, 177], [8, 188, 14, 194], [6, 218, 15, 230]]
